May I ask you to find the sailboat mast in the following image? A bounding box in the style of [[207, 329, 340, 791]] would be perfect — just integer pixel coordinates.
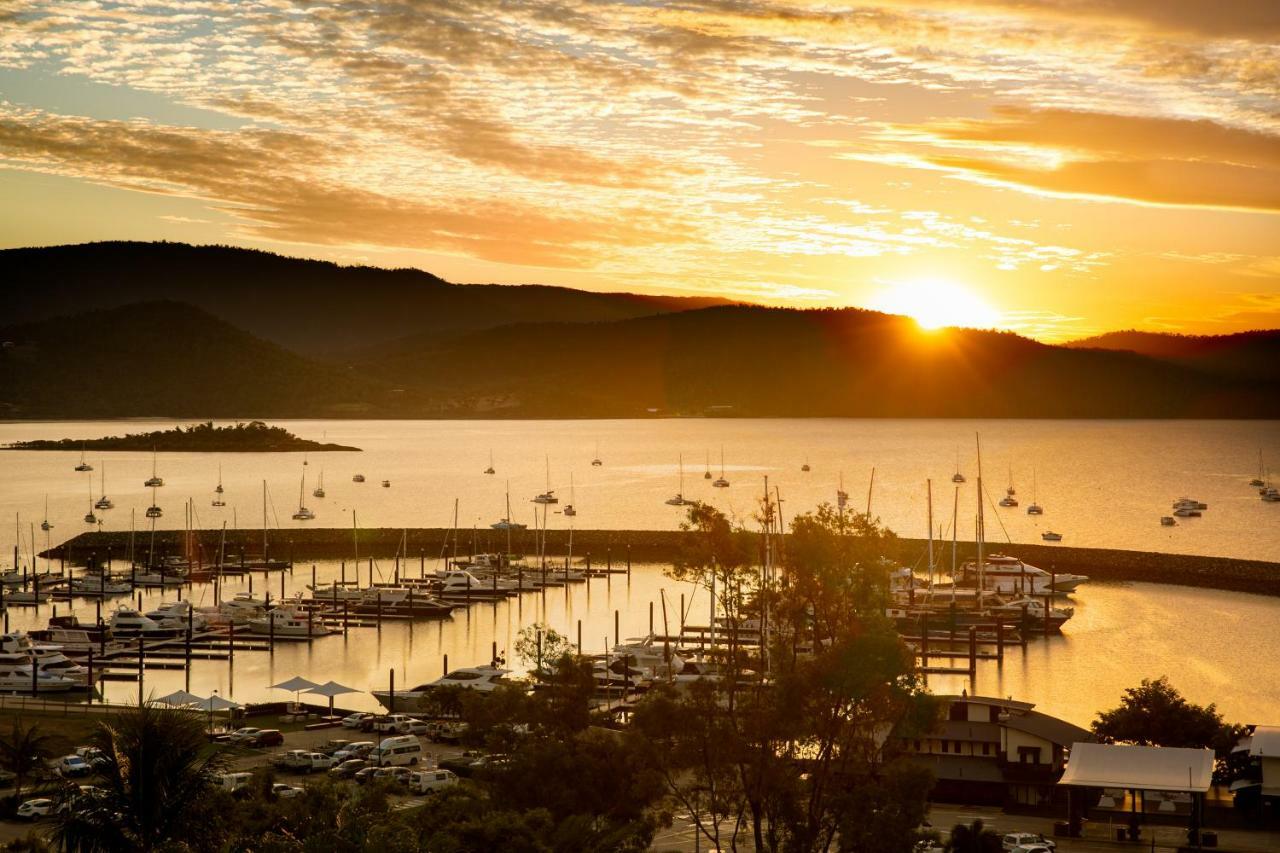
[[926, 479, 933, 583], [975, 433, 985, 601], [261, 480, 267, 558], [951, 486, 958, 604]]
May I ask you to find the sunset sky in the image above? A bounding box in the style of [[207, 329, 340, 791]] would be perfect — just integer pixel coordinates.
[[1, 1, 1277, 340]]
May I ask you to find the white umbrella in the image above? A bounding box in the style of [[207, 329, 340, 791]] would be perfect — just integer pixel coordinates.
[[270, 676, 322, 710], [303, 680, 359, 718], [156, 689, 204, 708], [204, 694, 242, 712]]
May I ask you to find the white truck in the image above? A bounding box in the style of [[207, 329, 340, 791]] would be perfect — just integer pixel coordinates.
[[408, 768, 458, 795]]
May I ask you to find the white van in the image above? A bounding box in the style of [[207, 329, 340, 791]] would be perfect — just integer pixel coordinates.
[[369, 735, 423, 767], [408, 768, 457, 795], [219, 772, 253, 792]]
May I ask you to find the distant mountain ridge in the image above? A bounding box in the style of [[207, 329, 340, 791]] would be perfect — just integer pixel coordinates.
[[1, 243, 1276, 419], [1066, 330, 1280, 382], [0, 241, 731, 359]]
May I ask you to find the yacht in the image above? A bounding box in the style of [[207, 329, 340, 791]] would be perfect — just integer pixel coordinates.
[[1005, 466, 1016, 497], [1250, 450, 1265, 488], [0, 660, 77, 693], [713, 447, 730, 488], [145, 601, 208, 632], [312, 469, 326, 499], [94, 466, 114, 510], [611, 634, 684, 675], [1025, 470, 1043, 515], [490, 517, 527, 530], [144, 448, 164, 488], [215, 465, 225, 494], [292, 506, 315, 521], [247, 605, 335, 637], [372, 665, 515, 706], [1263, 487, 1280, 503], [591, 441, 602, 467], [562, 472, 578, 517], [802, 461, 811, 472], [958, 554, 1087, 594], [1173, 506, 1201, 517], [108, 605, 181, 638], [6, 589, 52, 605], [74, 447, 93, 472], [307, 582, 364, 602], [83, 509, 97, 525], [381, 480, 391, 488], [1173, 497, 1207, 510], [218, 593, 268, 624], [987, 597, 1074, 630], [533, 490, 557, 505], [436, 570, 518, 595], [484, 450, 496, 476], [353, 474, 365, 483], [0, 636, 91, 686], [998, 495, 1018, 508], [146, 484, 162, 519], [666, 454, 692, 505], [1160, 516, 1177, 526], [69, 575, 132, 596], [951, 449, 965, 483], [40, 498, 53, 531], [1041, 531, 1063, 542]]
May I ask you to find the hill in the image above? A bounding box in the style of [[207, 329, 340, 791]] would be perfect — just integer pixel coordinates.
[[0, 301, 413, 418], [0, 242, 731, 359], [1066, 330, 1280, 383], [362, 305, 1280, 418]]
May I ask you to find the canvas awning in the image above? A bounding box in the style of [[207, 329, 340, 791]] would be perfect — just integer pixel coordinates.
[[1058, 742, 1214, 793], [271, 676, 322, 693], [1248, 726, 1280, 757], [156, 690, 204, 707]]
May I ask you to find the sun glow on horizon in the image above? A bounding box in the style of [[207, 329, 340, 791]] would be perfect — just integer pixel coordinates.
[[870, 278, 1000, 331]]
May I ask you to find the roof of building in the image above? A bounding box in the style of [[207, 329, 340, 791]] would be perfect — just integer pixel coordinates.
[[1248, 726, 1280, 758], [1058, 743, 1214, 793], [1004, 711, 1092, 748], [938, 720, 1003, 742], [911, 754, 1005, 784], [937, 694, 1036, 712]]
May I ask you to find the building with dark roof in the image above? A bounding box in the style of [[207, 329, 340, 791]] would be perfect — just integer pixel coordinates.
[[902, 694, 1092, 809]]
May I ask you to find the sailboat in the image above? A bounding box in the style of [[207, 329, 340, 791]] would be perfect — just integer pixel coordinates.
[[704, 451, 712, 480], [146, 485, 162, 519], [836, 473, 849, 511], [712, 446, 730, 488], [353, 473, 366, 483], [591, 441, 603, 467], [951, 448, 966, 483], [74, 445, 93, 472], [144, 447, 164, 488], [292, 466, 315, 521], [533, 457, 558, 504], [484, 450, 496, 476], [1251, 450, 1266, 488], [313, 468, 326, 498], [665, 455, 691, 506], [94, 464, 114, 510], [40, 497, 53, 532], [83, 478, 97, 524], [491, 484, 527, 529], [563, 473, 577, 517], [215, 464, 225, 494], [1026, 469, 1043, 515], [999, 465, 1018, 507], [801, 457, 810, 472]]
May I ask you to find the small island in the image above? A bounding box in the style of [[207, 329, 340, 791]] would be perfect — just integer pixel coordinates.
[[4, 421, 360, 452]]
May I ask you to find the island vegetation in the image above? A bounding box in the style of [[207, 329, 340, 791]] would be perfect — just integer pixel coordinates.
[[3, 421, 359, 453]]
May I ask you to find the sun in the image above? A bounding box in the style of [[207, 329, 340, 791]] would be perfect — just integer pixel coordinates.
[[870, 278, 1000, 331]]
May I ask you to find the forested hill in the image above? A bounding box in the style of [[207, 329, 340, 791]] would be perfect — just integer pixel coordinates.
[[1066, 330, 1280, 383], [361, 305, 1279, 418], [0, 242, 730, 359]]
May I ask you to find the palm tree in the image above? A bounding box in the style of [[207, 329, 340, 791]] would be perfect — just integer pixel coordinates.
[[0, 718, 58, 801], [54, 702, 230, 852]]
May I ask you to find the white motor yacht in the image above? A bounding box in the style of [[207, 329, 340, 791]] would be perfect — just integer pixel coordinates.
[[490, 518, 527, 530], [108, 606, 180, 638], [1041, 531, 1063, 542], [307, 582, 364, 602], [436, 570, 518, 594], [145, 601, 208, 632], [372, 665, 516, 707], [958, 554, 1087, 595], [247, 606, 335, 637], [0, 660, 76, 693]]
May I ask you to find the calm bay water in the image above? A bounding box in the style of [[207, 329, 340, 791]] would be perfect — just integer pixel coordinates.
[[0, 418, 1277, 724], [2, 418, 1278, 560]]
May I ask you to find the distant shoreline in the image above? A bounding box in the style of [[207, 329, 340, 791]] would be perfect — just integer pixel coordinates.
[[41, 529, 1280, 598]]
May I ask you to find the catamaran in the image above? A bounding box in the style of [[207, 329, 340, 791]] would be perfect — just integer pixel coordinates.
[[591, 441, 602, 467], [94, 464, 113, 510], [666, 455, 692, 506], [312, 468, 326, 498], [562, 472, 577, 517], [533, 457, 558, 504], [484, 450, 496, 475], [40, 497, 53, 532], [212, 464, 226, 507], [1250, 450, 1266, 488], [951, 448, 966, 483], [802, 457, 811, 472], [82, 482, 97, 525], [74, 445, 93, 472], [146, 485, 162, 519], [713, 446, 730, 488], [1026, 469, 1043, 515], [144, 447, 164, 488], [292, 466, 315, 521]]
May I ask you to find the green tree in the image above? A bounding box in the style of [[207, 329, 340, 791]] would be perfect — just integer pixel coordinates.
[[1092, 677, 1245, 764], [514, 623, 575, 676], [53, 702, 231, 852], [0, 719, 59, 802]]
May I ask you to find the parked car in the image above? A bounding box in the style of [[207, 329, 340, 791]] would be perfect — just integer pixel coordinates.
[[271, 783, 305, 799], [341, 712, 375, 730], [403, 719, 432, 735], [17, 798, 55, 820], [75, 746, 107, 768], [1003, 834, 1055, 852], [370, 766, 412, 789], [56, 754, 92, 778], [317, 739, 351, 755], [439, 751, 485, 777], [353, 766, 382, 785], [372, 714, 417, 734], [333, 741, 375, 762], [227, 727, 262, 745], [408, 768, 458, 795], [248, 729, 284, 748], [1009, 846, 1052, 853], [332, 737, 373, 758], [329, 758, 369, 779], [425, 721, 467, 743]]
